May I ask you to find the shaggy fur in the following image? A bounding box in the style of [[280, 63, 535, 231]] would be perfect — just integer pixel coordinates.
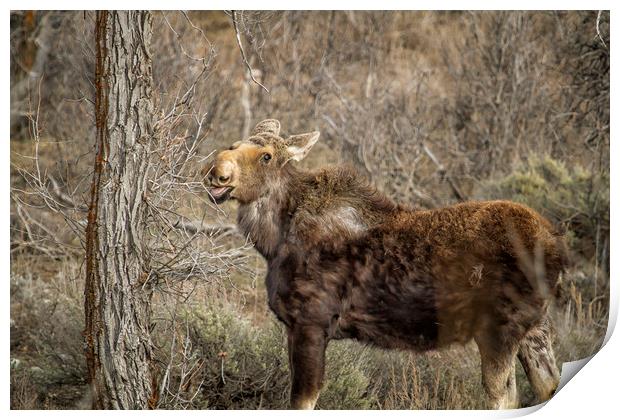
[[206, 119, 566, 409]]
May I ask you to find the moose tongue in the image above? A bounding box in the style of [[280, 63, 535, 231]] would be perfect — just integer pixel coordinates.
[[209, 186, 230, 198]]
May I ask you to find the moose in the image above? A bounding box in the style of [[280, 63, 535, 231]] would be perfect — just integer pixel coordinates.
[[205, 119, 566, 410]]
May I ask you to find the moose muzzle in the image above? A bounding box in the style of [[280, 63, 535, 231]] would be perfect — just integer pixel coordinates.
[[205, 154, 237, 204]]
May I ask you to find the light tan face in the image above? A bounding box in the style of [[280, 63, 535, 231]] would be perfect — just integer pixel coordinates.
[[206, 141, 278, 204], [205, 119, 320, 205]]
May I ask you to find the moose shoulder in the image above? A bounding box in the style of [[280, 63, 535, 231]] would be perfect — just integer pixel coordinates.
[[206, 119, 566, 410]]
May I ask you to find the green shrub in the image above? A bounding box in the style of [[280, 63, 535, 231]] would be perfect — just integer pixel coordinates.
[[321, 342, 372, 409], [10, 259, 88, 409]]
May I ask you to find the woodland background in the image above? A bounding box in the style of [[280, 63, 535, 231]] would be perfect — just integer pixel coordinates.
[[9, 11, 609, 409]]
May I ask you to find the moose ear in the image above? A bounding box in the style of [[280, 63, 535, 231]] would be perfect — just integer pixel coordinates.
[[286, 131, 320, 162], [251, 119, 281, 137]]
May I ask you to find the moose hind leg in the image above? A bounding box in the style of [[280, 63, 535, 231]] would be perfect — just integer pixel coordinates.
[[518, 317, 560, 403], [475, 334, 519, 410], [287, 325, 328, 409]]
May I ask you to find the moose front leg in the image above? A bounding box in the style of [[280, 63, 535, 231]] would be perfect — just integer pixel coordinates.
[[287, 325, 327, 409]]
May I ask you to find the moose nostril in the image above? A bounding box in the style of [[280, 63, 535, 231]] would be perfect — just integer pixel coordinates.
[[218, 175, 230, 183]]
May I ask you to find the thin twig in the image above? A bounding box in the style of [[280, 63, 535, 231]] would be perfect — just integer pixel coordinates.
[[596, 11, 607, 49], [422, 143, 466, 202], [231, 11, 269, 93]]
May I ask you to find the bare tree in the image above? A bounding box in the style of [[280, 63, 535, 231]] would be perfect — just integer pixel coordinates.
[[84, 10, 157, 409]]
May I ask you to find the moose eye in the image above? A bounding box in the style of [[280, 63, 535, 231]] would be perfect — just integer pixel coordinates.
[[261, 153, 272, 163]]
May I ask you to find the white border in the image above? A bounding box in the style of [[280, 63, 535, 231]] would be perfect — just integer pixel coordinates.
[[3, 2, 617, 419]]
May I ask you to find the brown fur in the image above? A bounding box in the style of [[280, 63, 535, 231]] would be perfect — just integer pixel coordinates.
[[206, 120, 565, 409]]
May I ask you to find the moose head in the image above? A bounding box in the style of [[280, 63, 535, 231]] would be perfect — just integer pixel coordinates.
[[205, 119, 319, 204]]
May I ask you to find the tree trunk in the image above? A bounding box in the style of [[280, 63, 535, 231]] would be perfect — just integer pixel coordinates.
[[84, 10, 157, 409]]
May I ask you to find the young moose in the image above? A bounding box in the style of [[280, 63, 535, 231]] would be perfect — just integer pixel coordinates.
[[206, 119, 565, 410]]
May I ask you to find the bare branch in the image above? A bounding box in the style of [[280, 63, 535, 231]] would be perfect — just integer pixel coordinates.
[[231, 11, 269, 93], [422, 143, 466, 202], [596, 11, 607, 49]]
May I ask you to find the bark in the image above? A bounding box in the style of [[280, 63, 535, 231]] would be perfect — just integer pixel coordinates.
[[84, 10, 157, 409]]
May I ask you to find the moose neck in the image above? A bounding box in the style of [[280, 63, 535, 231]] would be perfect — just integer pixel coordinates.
[[236, 164, 400, 260], [236, 164, 300, 259]]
